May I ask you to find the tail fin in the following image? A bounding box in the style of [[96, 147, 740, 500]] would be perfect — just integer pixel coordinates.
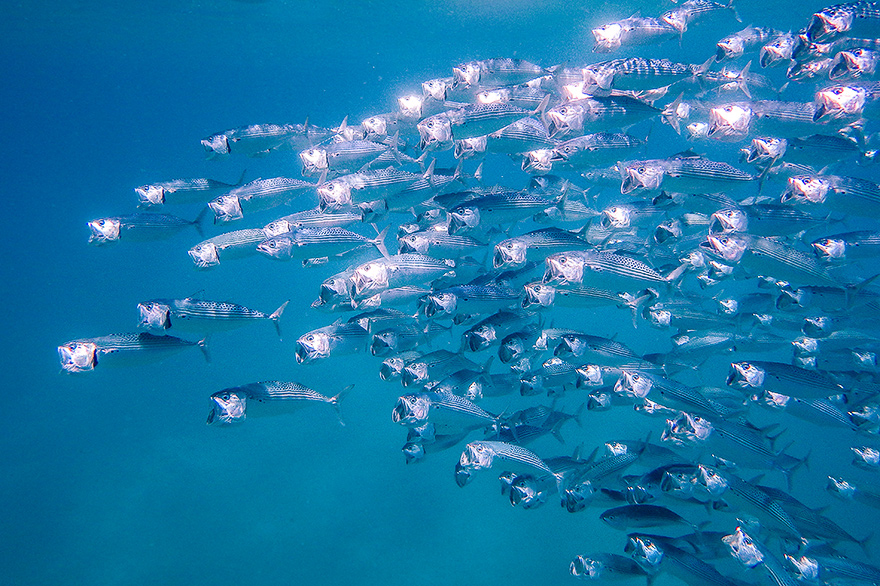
[[371, 223, 391, 259], [331, 384, 355, 426], [270, 300, 290, 340], [192, 206, 209, 238], [662, 93, 684, 135], [737, 60, 752, 99], [197, 336, 211, 363]]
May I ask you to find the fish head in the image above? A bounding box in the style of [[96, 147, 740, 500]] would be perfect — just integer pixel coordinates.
[[320, 276, 354, 305], [459, 441, 495, 471], [421, 78, 450, 101], [417, 114, 453, 151], [801, 316, 833, 337], [722, 527, 764, 568], [201, 133, 230, 157], [754, 390, 789, 410], [379, 356, 406, 381], [808, 9, 853, 43], [188, 242, 220, 268], [564, 480, 596, 513], [708, 104, 752, 139], [727, 361, 765, 388], [829, 51, 855, 80], [791, 336, 819, 356], [493, 239, 528, 270], [686, 122, 709, 140], [576, 365, 605, 389], [398, 94, 424, 120], [207, 390, 247, 425], [402, 441, 426, 464], [358, 199, 387, 224], [362, 115, 390, 139], [402, 362, 429, 387], [852, 446, 880, 469], [709, 208, 748, 234], [620, 162, 664, 194], [543, 253, 585, 285], [521, 149, 555, 174], [295, 331, 332, 363], [87, 217, 121, 244], [716, 36, 745, 61], [654, 219, 682, 243], [581, 66, 615, 93], [570, 555, 605, 579], [454, 137, 487, 159], [700, 234, 748, 263], [697, 464, 728, 497], [499, 333, 526, 364], [452, 62, 481, 87], [135, 185, 165, 206], [599, 508, 627, 529], [815, 85, 866, 120], [587, 390, 613, 410], [299, 148, 328, 174], [208, 195, 243, 223], [614, 370, 652, 399], [625, 535, 664, 570], [785, 555, 819, 582], [785, 175, 830, 204], [600, 205, 633, 229], [391, 393, 431, 426], [545, 103, 584, 138], [421, 292, 457, 318], [317, 179, 353, 211], [138, 302, 171, 330], [592, 23, 623, 52], [556, 334, 587, 358], [522, 282, 554, 309], [661, 8, 687, 33], [263, 219, 293, 238], [351, 260, 390, 296], [370, 330, 399, 356], [508, 475, 541, 508], [749, 136, 787, 163], [256, 235, 295, 260], [447, 206, 480, 234], [476, 88, 510, 104], [463, 379, 484, 402], [463, 324, 496, 352], [811, 237, 846, 261], [760, 36, 794, 67], [58, 341, 98, 373], [826, 476, 856, 500], [662, 412, 712, 446]]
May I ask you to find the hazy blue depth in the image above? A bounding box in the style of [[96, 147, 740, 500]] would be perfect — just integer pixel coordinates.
[[3, 1, 876, 585]]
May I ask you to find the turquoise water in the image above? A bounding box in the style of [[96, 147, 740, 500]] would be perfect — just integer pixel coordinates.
[[4, 1, 878, 584]]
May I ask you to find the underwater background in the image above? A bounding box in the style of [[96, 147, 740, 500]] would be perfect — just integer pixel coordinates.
[[3, 1, 877, 585]]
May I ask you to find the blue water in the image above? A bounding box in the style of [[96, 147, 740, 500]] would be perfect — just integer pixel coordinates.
[[4, 0, 879, 584]]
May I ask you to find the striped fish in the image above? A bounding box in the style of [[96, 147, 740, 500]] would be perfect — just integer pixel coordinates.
[[138, 297, 288, 338], [135, 171, 246, 207], [207, 381, 351, 425], [87, 212, 204, 245], [188, 227, 271, 268], [208, 176, 317, 223], [58, 332, 208, 373]]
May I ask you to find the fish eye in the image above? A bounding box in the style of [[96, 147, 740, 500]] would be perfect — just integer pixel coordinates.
[[307, 335, 314, 341], [832, 87, 844, 95], [270, 241, 276, 248], [221, 393, 230, 401], [637, 167, 645, 173]]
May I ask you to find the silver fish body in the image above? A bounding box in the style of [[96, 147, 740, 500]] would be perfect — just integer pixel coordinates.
[[58, 332, 208, 373]]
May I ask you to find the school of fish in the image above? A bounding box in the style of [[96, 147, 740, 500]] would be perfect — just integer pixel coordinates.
[[61, 1, 880, 583]]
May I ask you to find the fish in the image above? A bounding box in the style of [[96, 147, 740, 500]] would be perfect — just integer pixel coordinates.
[[188, 228, 272, 268], [87, 212, 205, 244], [135, 171, 246, 207], [257, 226, 389, 263], [294, 321, 369, 363], [201, 122, 330, 158], [619, 152, 755, 195], [592, 17, 679, 53], [58, 332, 208, 373], [208, 176, 317, 223], [138, 297, 288, 338], [207, 381, 351, 425]]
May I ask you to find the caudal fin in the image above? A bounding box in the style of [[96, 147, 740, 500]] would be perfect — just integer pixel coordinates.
[[270, 300, 290, 340], [331, 384, 355, 426]]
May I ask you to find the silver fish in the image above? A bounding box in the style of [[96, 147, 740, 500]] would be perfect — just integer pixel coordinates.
[[207, 381, 350, 425], [58, 332, 208, 373]]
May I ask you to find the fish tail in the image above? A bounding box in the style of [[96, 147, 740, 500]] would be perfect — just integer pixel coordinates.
[[197, 336, 211, 364], [737, 60, 752, 99], [331, 384, 354, 426], [270, 300, 290, 340], [662, 93, 684, 135], [192, 206, 209, 238], [727, 0, 742, 23], [371, 223, 392, 260]]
